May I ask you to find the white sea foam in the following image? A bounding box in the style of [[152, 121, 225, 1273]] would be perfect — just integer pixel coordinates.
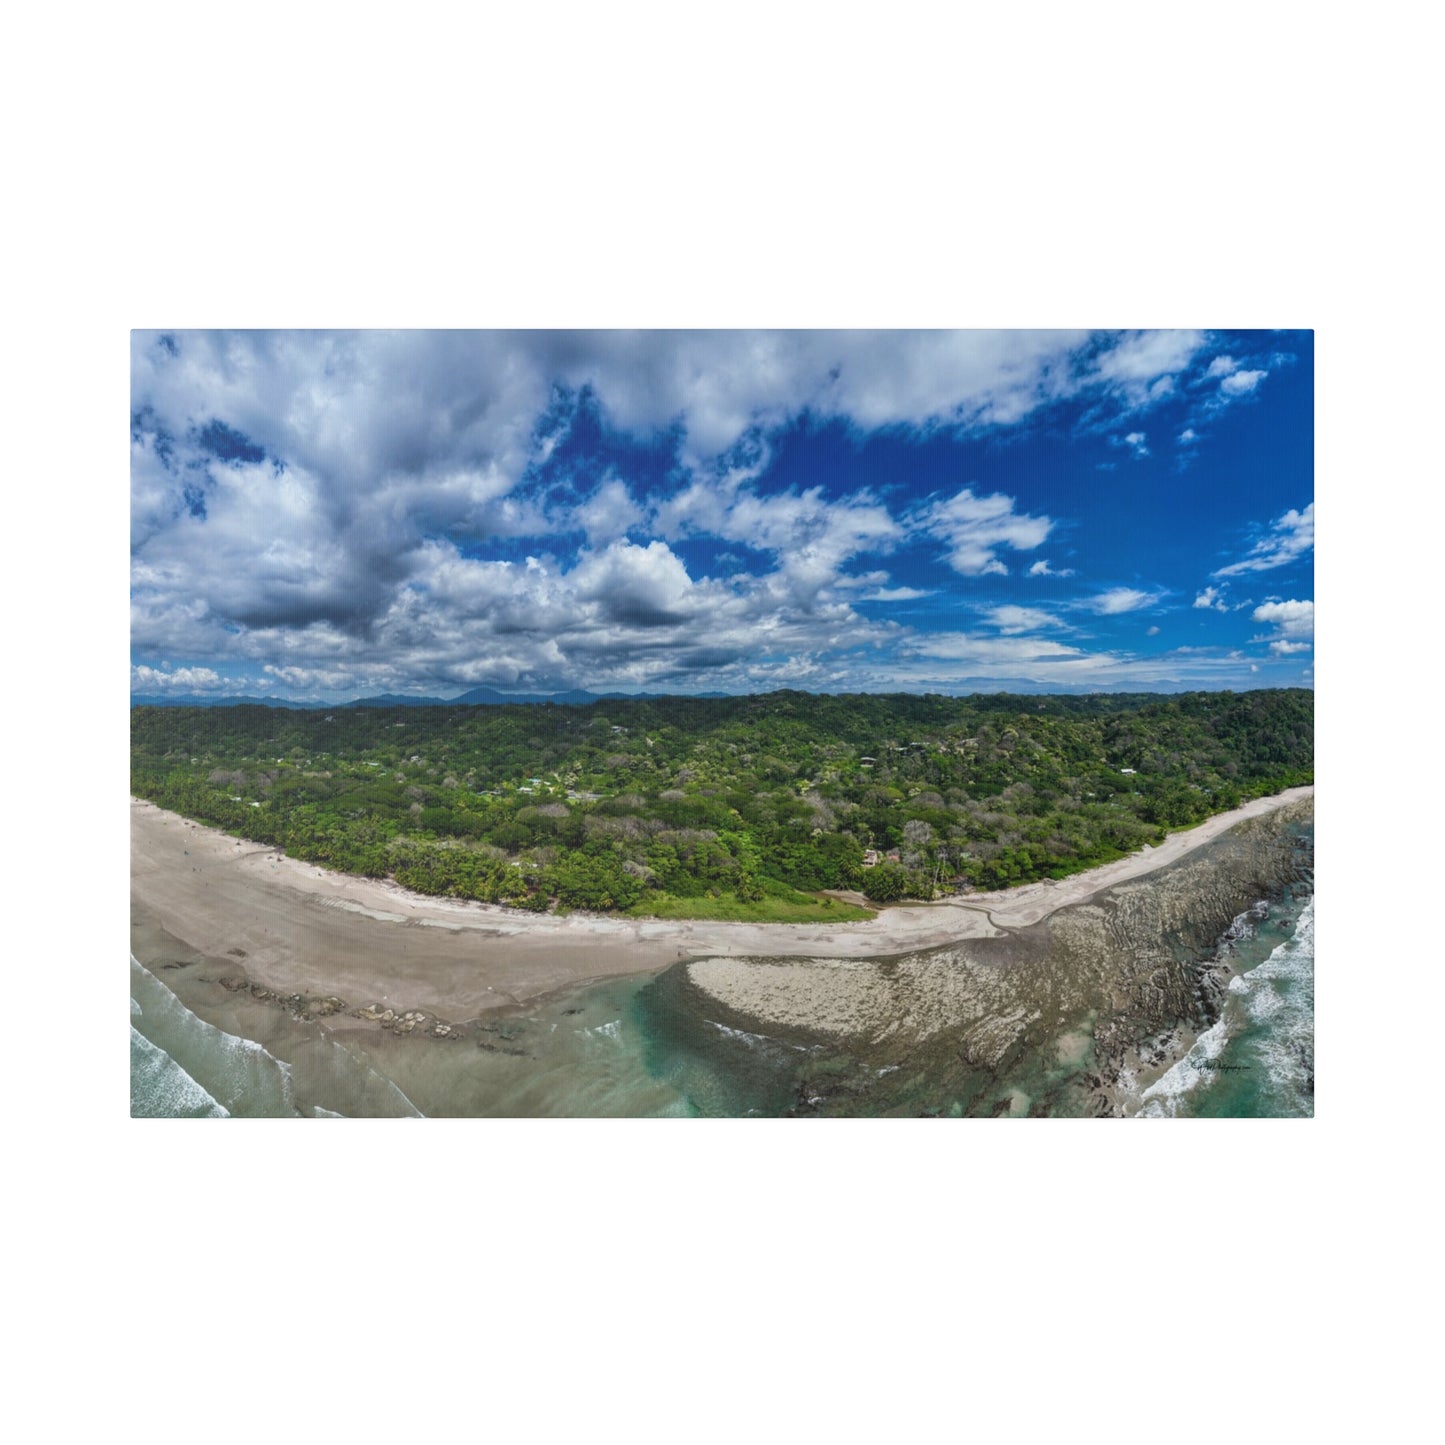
[[708, 1020, 767, 1046], [576, 1018, 623, 1041], [131, 1026, 231, 1118], [132, 955, 427, 1118], [1134, 896, 1313, 1117], [131, 955, 297, 1116], [1138, 1018, 1230, 1117], [1216, 899, 1270, 953], [1228, 898, 1314, 1101]]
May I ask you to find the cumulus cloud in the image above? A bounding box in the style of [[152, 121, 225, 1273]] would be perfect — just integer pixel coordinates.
[[1114, 431, 1150, 459], [572, 477, 644, 544], [129, 330, 1292, 698], [570, 540, 698, 627], [131, 665, 225, 692], [919, 487, 1052, 576], [1194, 585, 1229, 611], [656, 475, 902, 608], [1252, 598, 1314, 653], [1214, 502, 1314, 577]]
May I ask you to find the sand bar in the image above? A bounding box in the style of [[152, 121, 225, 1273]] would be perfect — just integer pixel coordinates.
[[131, 785, 1313, 1017]]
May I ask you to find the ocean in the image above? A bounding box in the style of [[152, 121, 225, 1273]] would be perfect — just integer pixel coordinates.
[[131, 826, 1314, 1120], [1133, 891, 1315, 1118]]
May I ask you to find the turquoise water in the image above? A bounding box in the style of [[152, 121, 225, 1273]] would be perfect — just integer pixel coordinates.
[[130, 954, 683, 1118], [1135, 892, 1314, 1118]]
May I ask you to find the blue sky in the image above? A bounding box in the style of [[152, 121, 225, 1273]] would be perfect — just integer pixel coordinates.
[[130, 329, 1312, 700]]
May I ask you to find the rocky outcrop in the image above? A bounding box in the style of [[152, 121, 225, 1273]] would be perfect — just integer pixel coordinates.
[[677, 796, 1313, 1117], [215, 975, 464, 1040]]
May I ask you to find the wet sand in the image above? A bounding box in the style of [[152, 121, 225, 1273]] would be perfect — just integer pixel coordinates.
[[131, 786, 1313, 1021]]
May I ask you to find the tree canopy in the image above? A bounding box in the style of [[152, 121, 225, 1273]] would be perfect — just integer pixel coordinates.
[[132, 688, 1313, 918]]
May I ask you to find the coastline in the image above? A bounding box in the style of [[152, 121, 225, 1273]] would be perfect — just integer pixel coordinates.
[[132, 785, 1312, 1021]]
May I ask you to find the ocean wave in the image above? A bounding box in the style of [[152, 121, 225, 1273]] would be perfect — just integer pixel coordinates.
[[131, 956, 297, 1117], [131, 1027, 231, 1118], [1138, 1017, 1231, 1117], [1216, 899, 1271, 953], [1135, 895, 1313, 1118], [1227, 897, 1314, 1102], [132, 955, 427, 1119]]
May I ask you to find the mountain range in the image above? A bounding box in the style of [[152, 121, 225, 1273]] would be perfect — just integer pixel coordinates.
[[131, 687, 734, 709]]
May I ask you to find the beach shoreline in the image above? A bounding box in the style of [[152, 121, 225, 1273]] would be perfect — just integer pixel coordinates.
[[131, 785, 1313, 1022]]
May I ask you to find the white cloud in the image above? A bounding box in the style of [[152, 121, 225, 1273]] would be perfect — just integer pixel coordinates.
[[908, 633, 1085, 663], [1253, 598, 1314, 637], [862, 586, 933, 602], [1178, 428, 1197, 445], [1147, 626, 1161, 636], [572, 477, 643, 544], [919, 487, 1052, 576], [131, 664, 225, 692], [1084, 587, 1160, 615], [983, 605, 1066, 635], [1194, 585, 1229, 612], [1220, 368, 1266, 397], [130, 330, 1290, 698], [1205, 356, 1238, 379], [1215, 502, 1314, 577], [1252, 598, 1314, 655], [1087, 330, 1207, 406], [570, 540, 700, 626]]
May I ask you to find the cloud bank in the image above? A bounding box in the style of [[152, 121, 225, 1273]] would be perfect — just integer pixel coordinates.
[[131, 330, 1309, 697]]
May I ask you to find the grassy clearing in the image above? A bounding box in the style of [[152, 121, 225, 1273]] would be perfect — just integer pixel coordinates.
[[625, 892, 875, 923]]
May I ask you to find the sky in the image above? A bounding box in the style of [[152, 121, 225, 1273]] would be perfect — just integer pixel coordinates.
[[130, 329, 1313, 701]]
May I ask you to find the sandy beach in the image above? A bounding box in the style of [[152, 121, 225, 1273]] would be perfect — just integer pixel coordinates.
[[131, 786, 1312, 1023]]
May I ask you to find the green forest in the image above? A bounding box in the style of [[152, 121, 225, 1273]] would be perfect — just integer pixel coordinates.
[[131, 689, 1313, 921]]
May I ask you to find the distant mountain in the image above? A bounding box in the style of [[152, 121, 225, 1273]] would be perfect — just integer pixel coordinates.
[[132, 685, 739, 709], [345, 692, 454, 707], [130, 693, 323, 709], [453, 687, 737, 705], [451, 685, 601, 706]]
